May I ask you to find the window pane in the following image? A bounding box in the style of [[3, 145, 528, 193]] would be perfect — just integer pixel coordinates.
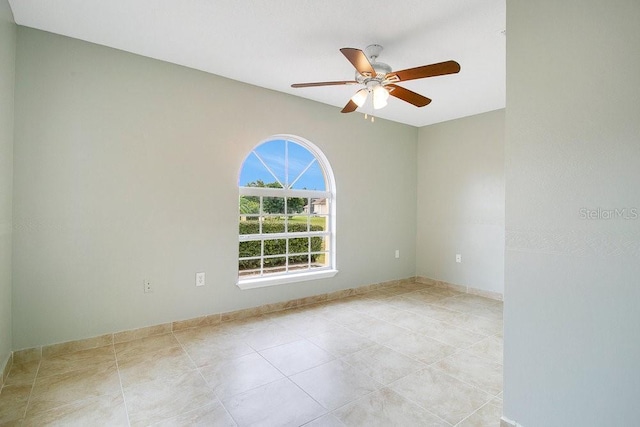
[[310, 252, 329, 268], [310, 215, 328, 232], [286, 215, 309, 233], [291, 160, 326, 191], [254, 140, 286, 185], [264, 256, 286, 272], [263, 218, 285, 234], [310, 236, 325, 253], [239, 241, 261, 260], [264, 239, 286, 256], [239, 217, 260, 235], [239, 196, 260, 214], [238, 152, 278, 187], [308, 198, 329, 231], [286, 197, 306, 214], [287, 142, 316, 187], [289, 237, 309, 254], [288, 254, 309, 270], [322, 235, 330, 252], [307, 198, 328, 215], [262, 197, 285, 214], [238, 264, 261, 278]]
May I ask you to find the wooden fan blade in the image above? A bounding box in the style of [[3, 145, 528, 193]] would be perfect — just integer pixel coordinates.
[[387, 60, 460, 82], [340, 48, 377, 77], [386, 84, 432, 107], [341, 99, 358, 113], [291, 80, 357, 88]]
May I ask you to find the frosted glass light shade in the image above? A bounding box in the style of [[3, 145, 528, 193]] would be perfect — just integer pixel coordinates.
[[373, 85, 389, 109], [351, 89, 368, 107]]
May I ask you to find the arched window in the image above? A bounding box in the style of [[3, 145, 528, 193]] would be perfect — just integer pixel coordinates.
[[237, 135, 337, 289]]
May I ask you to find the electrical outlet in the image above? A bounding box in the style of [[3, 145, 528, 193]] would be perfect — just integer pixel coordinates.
[[196, 272, 205, 287], [395, 249, 400, 259], [456, 254, 462, 263], [143, 279, 152, 293]]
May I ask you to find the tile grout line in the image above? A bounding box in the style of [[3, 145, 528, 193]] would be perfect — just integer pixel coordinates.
[[202, 333, 322, 414], [431, 348, 504, 394], [18, 357, 41, 423], [356, 307, 484, 349], [172, 329, 239, 427], [318, 301, 479, 368], [357, 384, 455, 427], [464, 335, 504, 365], [381, 355, 501, 425], [113, 341, 133, 427], [382, 373, 457, 426], [394, 303, 502, 337], [286, 369, 332, 419], [454, 397, 501, 426], [428, 363, 503, 401]]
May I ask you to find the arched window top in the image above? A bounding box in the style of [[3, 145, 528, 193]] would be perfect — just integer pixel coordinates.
[[239, 135, 334, 193], [237, 135, 337, 290]]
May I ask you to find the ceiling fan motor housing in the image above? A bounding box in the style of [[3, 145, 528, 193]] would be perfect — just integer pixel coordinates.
[[356, 44, 392, 84], [355, 63, 392, 83]]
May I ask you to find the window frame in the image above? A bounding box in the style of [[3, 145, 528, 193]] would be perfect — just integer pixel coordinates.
[[237, 135, 337, 290]]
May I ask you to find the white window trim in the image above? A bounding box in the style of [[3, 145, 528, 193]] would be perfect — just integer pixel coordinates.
[[237, 134, 337, 289]]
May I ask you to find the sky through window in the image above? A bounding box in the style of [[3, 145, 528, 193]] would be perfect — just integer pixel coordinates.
[[239, 139, 326, 190]]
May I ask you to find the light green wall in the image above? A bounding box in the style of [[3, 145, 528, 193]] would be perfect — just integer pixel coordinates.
[[416, 109, 505, 294], [504, 1, 640, 425], [0, 0, 15, 370], [12, 27, 418, 349]]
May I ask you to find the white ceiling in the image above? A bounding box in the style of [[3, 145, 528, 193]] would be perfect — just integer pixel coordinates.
[[8, 0, 505, 127]]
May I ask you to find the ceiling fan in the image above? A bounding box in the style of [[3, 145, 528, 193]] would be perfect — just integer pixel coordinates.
[[291, 44, 460, 113]]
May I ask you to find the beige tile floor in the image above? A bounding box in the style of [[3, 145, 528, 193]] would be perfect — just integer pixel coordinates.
[[0, 282, 503, 426]]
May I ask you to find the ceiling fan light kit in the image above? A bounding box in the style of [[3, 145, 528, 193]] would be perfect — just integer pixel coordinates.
[[351, 88, 368, 107], [292, 44, 460, 114], [372, 85, 389, 109]]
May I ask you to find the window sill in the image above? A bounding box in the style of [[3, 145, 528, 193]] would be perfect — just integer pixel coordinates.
[[237, 269, 339, 290]]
